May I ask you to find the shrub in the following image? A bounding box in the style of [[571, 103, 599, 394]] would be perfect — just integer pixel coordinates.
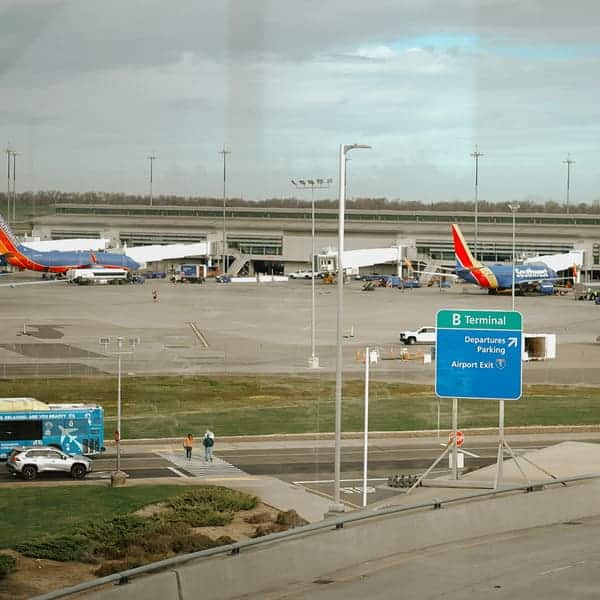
[[171, 533, 216, 554], [82, 515, 159, 549], [140, 534, 173, 556], [164, 506, 233, 527], [14, 536, 90, 562], [168, 487, 257, 513], [0, 554, 17, 579], [94, 556, 145, 578], [214, 535, 236, 546], [252, 511, 308, 538], [276, 510, 307, 528], [244, 512, 271, 524]]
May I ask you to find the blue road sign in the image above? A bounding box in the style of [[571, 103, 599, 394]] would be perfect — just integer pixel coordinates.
[[435, 309, 523, 400]]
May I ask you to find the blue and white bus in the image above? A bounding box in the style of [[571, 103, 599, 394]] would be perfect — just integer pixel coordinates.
[[0, 398, 104, 459]]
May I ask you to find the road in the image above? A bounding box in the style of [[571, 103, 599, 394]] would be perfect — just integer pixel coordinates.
[[216, 438, 547, 506], [4, 435, 599, 505], [239, 515, 600, 599]]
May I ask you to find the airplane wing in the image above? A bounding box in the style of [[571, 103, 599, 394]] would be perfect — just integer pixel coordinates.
[[22, 239, 110, 252], [124, 242, 211, 266]]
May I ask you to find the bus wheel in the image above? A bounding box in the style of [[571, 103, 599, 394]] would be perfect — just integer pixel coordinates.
[[21, 465, 37, 481], [71, 464, 87, 480]]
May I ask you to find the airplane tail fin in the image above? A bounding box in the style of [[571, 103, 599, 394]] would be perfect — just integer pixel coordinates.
[[0, 212, 23, 255], [451, 223, 482, 272]]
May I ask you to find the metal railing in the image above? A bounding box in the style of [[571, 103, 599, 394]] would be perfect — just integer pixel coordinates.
[[33, 471, 600, 600]]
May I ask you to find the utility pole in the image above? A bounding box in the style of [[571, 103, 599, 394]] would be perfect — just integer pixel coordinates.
[[147, 153, 157, 207], [563, 153, 575, 214], [219, 147, 231, 274], [470, 146, 484, 260]]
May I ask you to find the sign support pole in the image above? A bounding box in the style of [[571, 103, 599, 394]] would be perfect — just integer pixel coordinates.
[[494, 400, 505, 488], [452, 398, 458, 480], [362, 347, 370, 508]]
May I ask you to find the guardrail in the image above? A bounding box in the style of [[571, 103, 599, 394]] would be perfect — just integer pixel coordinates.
[[33, 472, 600, 600]]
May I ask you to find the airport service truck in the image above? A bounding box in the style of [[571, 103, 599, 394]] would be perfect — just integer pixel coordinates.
[[175, 264, 206, 283]]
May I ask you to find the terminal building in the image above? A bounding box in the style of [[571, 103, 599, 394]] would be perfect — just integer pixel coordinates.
[[29, 203, 600, 281]]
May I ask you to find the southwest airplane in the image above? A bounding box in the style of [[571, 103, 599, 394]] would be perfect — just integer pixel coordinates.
[[452, 223, 558, 294], [0, 213, 139, 273]]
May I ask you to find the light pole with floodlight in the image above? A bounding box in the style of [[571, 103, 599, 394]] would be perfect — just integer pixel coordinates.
[[99, 336, 140, 477], [291, 177, 333, 369], [219, 147, 231, 274], [332, 143, 371, 514], [563, 154, 575, 214], [5, 147, 12, 224], [508, 204, 520, 311], [471, 146, 484, 260]]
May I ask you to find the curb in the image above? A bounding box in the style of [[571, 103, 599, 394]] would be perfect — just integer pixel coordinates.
[[107, 425, 600, 446]]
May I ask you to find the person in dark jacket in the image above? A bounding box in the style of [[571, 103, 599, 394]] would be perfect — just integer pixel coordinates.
[[203, 430, 215, 462]]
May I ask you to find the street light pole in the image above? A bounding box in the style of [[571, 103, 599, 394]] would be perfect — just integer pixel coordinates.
[[563, 154, 575, 214], [332, 143, 371, 514], [291, 178, 332, 369], [471, 146, 484, 260], [219, 147, 231, 274], [99, 336, 140, 481], [147, 153, 157, 207]]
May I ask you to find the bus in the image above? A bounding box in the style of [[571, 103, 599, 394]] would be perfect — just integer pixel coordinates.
[[0, 398, 104, 459]]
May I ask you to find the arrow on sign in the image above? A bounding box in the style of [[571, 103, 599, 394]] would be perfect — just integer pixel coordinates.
[[508, 337, 518, 348]]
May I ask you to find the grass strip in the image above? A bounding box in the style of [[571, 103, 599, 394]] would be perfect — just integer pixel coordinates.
[[1, 376, 599, 438], [0, 485, 198, 549]]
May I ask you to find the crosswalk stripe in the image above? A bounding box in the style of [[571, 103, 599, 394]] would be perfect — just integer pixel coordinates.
[[157, 451, 248, 479]]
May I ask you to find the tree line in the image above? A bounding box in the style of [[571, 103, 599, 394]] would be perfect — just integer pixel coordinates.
[[1, 190, 599, 218]]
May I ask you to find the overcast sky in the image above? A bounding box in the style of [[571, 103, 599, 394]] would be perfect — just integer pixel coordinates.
[[1, 0, 600, 204]]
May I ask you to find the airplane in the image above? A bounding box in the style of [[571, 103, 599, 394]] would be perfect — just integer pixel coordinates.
[[452, 223, 562, 294], [0, 211, 139, 274]]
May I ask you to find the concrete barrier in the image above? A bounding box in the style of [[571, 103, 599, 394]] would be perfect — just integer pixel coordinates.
[[85, 479, 600, 600]]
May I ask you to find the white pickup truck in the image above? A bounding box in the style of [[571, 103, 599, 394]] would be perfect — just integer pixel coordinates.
[[399, 326, 436, 345]]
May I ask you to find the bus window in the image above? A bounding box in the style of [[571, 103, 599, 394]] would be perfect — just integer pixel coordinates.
[[0, 420, 43, 441]]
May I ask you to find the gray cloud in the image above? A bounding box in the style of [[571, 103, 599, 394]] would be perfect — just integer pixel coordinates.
[[1, 0, 600, 203]]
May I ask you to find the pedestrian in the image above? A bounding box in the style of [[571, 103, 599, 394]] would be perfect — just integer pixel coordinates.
[[203, 429, 215, 462], [152, 289, 158, 302], [183, 433, 194, 461]]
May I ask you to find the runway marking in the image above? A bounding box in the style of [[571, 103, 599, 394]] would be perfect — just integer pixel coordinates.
[[188, 322, 209, 348], [167, 466, 188, 478], [540, 561, 585, 576], [293, 477, 388, 485]]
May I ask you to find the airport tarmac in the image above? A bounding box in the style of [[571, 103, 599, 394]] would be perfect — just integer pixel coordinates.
[[1, 275, 600, 384]]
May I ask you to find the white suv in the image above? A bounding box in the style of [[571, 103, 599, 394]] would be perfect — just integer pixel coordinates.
[[6, 447, 92, 480]]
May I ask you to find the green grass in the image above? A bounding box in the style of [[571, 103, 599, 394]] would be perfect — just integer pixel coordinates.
[[0, 485, 198, 549], [1, 376, 600, 439]]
